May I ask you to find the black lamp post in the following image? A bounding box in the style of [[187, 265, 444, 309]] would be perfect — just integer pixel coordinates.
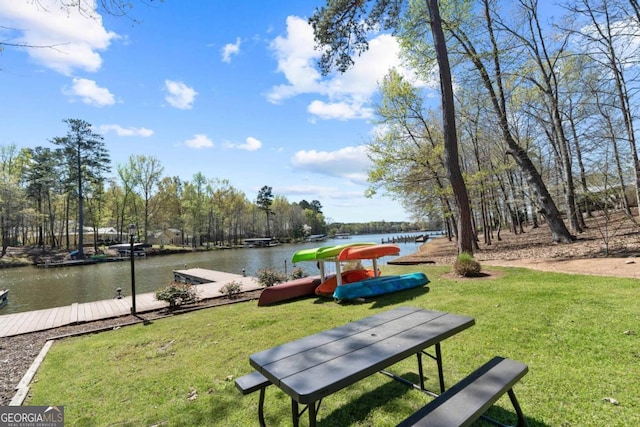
[[128, 223, 137, 315]]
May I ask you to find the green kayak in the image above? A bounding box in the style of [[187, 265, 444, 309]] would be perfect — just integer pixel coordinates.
[[291, 242, 375, 263], [291, 246, 334, 263]]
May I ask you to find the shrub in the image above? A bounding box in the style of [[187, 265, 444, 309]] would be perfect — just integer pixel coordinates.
[[256, 268, 287, 287], [453, 252, 482, 277], [219, 281, 243, 299], [155, 282, 199, 309], [290, 267, 308, 280]]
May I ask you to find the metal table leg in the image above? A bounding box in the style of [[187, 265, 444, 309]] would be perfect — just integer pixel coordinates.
[[258, 388, 266, 427], [292, 399, 321, 427], [291, 400, 299, 427], [420, 342, 446, 393], [435, 343, 445, 393], [309, 400, 317, 427]]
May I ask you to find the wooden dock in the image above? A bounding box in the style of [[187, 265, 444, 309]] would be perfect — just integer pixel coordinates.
[[0, 269, 261, 338], [172, 268, 247, 284]]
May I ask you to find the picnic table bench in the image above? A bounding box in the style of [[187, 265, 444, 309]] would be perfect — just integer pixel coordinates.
[[396, 356, 528, 426], [235, 371, 271, 426], [239, 306, 474, 426], [236, 306, 528, 426]]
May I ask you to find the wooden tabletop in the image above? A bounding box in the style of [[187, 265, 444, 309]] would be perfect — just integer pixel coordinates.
[[250, 306, 475, 404]]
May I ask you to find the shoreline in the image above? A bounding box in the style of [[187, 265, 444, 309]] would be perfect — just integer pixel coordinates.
[[0, 246, 204, 269]]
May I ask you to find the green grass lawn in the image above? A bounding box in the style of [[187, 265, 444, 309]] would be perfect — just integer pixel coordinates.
[[26, 264, 639, 426]]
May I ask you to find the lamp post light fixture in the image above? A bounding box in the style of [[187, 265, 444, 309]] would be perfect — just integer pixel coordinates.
[[128, 223, 137, 315]]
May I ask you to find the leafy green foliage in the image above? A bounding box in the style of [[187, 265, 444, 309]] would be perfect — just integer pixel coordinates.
[[289, 267, 308, 280], [256, 185, 274, 237], [51, 118, 111, 257], [155, 282, 199, 309], [310, 0, 403, 74], [256, 268, 287, 287], [453, 252, 481, 277], [219, 281, 243, 299]]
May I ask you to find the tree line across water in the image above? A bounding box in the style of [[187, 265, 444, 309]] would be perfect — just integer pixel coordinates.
[[0, 120, 429, 258]]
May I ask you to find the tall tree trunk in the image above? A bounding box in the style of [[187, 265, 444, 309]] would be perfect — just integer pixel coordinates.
[[47, 192, 57, 247], [506, 170, 524, 234], [598, 98, 632, 215], [567, 108, 591, 222], [490, 159, 518, 235], [507, 140, 573, 241], [514, 0, 582, 233], [550, 99, 582, 233], [1, 216, 7, 257], [77, 146, 84, 259], [607, 29, 640, 218], [64, 195, 70, 250], [426, 0, 475, 254], [573, 0, 640, 218], [446, 1, 573, 243], [37, 196, 44, 249]]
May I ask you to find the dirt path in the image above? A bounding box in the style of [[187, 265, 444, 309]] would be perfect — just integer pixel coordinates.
[[481, 256, 640, 278], [394, 212, 640, 279]]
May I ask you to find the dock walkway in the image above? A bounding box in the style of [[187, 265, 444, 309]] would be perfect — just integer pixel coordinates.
[[0, 269, 261, 338]]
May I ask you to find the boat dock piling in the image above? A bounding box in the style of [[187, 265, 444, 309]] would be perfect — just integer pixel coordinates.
[[381, 234, 429, 244]]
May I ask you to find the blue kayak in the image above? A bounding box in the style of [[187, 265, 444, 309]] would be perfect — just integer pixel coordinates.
[[332, 272, 429, 301]]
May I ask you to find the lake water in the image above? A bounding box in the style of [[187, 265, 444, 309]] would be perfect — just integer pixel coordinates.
[[0, 232, 437, 315]]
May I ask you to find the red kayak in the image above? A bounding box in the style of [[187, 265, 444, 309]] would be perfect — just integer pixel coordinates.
[[257, 275, 322, 306]]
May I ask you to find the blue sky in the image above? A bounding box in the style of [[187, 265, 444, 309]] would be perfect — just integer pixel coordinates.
[[0, 1, 420, 223]]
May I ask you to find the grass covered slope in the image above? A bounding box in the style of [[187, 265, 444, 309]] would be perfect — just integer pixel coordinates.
[[27, 264, 639, 426]]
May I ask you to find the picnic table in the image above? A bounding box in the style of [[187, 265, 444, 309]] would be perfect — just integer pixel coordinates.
[[248, 306, 475, 426]]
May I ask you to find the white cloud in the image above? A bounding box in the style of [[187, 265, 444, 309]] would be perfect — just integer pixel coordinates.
[[578, 18, 640, 70], [267, 16, 418, 121], [221, 37, 241, 63], [164, 80, 197, 109], [291, 145, 371, 184], [64, 78, 115, 106], [267, 16, 324, 104], [371, 123, 390, 139], [184, 134, 214, 149], [99, 124, 153, 137], [0, 1, 117, 75], [278, 184, 364, 200], [308, 100, 373, 120], [227, 136, 262, 151], [325, 34, 404, 99]]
